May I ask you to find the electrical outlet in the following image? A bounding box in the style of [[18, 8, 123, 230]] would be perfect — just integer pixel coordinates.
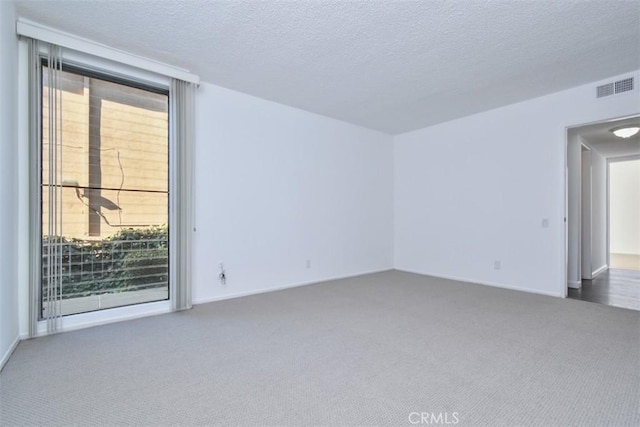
[[306, 259, 311, 269], [542, 218, 549, 228], [218, 262, 226, 284], [494, 260, 501, 270]]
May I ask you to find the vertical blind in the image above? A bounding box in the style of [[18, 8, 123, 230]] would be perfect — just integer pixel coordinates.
[[170, 79, 195, 312], [41, 42, 64, 333]]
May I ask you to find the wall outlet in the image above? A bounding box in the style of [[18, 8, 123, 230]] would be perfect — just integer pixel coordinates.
[[306, 259, 311, 269], [218, 262, 226, 284], [542, 218, 549, 228], [494, 260, 501, 270]]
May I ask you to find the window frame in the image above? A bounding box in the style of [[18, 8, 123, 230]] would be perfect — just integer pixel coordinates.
[[38, 58, 172, 319]]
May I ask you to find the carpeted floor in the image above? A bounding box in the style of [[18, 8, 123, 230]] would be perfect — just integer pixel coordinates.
[[1, 270, 639, 426]]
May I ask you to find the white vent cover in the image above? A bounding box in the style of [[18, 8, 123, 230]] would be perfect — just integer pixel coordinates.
[[597, 76, 634, 98]]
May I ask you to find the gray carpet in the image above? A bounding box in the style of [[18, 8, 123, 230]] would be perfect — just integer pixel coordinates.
[[1, 270, 639, 426]]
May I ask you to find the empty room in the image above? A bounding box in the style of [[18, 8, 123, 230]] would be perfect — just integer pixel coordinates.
[[1, 1, 639, 426]]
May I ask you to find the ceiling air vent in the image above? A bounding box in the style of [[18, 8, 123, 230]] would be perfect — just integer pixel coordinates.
[[597, 83, 614, 98], [615, 77, 634, 94], [597, 76, 634, 98]]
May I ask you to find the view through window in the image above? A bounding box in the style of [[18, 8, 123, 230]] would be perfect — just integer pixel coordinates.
[[41, 64, 170, 317]]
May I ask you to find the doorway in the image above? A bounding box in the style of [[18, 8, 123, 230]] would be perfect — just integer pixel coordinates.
[[566, 116, 640, 310]]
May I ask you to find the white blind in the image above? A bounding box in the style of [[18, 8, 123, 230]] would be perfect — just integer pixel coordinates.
[[170, 79, 195, 311], [40, 43, 64, 333]]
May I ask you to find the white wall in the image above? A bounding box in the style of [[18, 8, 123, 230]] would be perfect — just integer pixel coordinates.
[[567, 132, 583, 285], [568, 135, 606, 283], [0, 0, 20, 369], [394, 71, 640, 297], [192, 83, 394, 303], [610, 159, 640, 255], [576, 141, 607, 281], [581, 147, 591, 279], [590, 149, 607, 272]]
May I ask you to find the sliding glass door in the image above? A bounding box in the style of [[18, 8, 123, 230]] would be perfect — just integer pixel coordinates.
[[41, 63, 170, 317]]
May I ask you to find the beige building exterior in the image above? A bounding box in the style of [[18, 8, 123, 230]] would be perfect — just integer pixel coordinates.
[[42, 69, 168, 240]]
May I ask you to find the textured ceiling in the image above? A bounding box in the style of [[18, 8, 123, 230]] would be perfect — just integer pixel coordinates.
[[14, 0, 640, 134], [578, 116, 640, 159]]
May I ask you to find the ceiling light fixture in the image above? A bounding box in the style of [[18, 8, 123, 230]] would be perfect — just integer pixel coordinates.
[[610, 125, 640, 139]]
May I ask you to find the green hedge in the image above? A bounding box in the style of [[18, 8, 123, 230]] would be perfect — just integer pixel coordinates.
[[42, 225, 168, 299], [121, 247, 168, 291]]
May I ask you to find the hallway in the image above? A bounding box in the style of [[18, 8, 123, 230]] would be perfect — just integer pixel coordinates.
[[568, 268, 640, 311]]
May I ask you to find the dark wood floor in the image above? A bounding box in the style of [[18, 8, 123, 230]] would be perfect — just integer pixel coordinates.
[[568, 268, 640, 311]]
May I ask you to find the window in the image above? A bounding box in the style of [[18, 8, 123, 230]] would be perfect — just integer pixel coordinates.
[[40, 62, 170, 317], [20, 26, 196, 336]]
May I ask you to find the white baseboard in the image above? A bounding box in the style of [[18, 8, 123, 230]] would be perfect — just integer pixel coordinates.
[[192, 267, 394, 305], [396, 268, 565, 298], [0, 335, 20, 372], [592, 264, 608, 278], [568, 280, 582, 289]]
